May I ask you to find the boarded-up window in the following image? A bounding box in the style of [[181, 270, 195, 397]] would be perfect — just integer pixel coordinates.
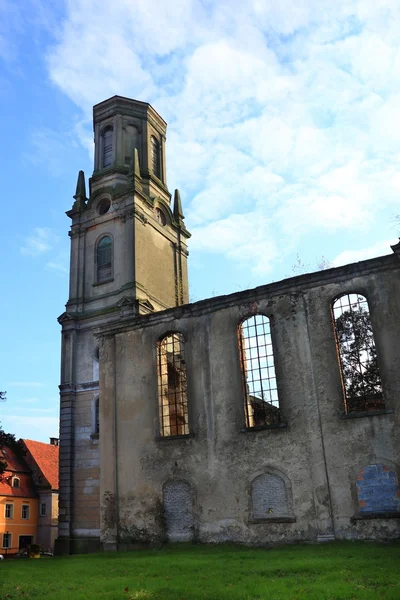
[[163, 480, 194, 541], [157, 333, 189, 437], [332, 294, 384, 413], [102, 127, 113, 168], [96, 236, 112, 283], [239, 315, 281, 428], [251, 473, 289, 520], [356, 464, 400, 514], [151, 135, 161, 179]]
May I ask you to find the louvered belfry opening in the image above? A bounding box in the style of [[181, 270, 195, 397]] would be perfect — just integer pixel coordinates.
[[102, 127, 113, 168], [151, 135, 161, 179]]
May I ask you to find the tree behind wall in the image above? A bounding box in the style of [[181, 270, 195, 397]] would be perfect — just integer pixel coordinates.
[[335, 307, 383, 411]]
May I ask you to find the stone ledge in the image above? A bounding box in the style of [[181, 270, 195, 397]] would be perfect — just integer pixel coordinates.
[[340, 409, 394, 420], [351, 512, 400, 522], [156, 433, 194, 442], [241, 422, 288, 433], [249, 516, 296, 524]]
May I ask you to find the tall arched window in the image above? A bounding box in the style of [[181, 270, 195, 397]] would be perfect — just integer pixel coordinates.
[[96, 236, 112, 283], [239, 315, 281, 428], [157, 332, 189, 437], [150, 135, 161, 179], [102, 127, 113, 168], [332, 293, 384, 413]]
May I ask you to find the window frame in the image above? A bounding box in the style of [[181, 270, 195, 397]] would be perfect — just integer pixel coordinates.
[[2, 532, 11, 549], [157, 331, 190, 439], [238, 314, 283, 430], [331, 292, 385, 415], [12, 477, 20, 488], [5, 503, 13, 519], [40, 503, 46, 517], [95, 234, 113, 285], [21, 504, 30, 520]]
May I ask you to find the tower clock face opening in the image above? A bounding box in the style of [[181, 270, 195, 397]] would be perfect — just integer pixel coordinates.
[[97, 198, 111, 215]]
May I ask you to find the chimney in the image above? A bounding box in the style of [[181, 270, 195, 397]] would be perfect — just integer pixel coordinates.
[[49, 437, 59, 446]]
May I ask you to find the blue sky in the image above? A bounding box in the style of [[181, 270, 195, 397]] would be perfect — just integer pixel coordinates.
[[1, 0, 399, 442]]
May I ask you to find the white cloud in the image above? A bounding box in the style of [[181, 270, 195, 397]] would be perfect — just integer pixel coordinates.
[[20, 228, 58, 257], [43, 0, 400, 276], [331, 239, 396, 268], [191, 212, 278, 276], [6, 381, 47, 388]]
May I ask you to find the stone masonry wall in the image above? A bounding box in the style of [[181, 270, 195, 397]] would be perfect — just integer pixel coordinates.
[[98, 253, 400, 547]]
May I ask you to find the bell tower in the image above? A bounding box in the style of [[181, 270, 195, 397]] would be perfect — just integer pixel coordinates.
[[55, 96, 190, 555]]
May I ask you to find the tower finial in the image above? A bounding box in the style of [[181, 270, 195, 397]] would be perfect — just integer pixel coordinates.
[[173, 189, 184, 223], [72, 170, 87, 210]]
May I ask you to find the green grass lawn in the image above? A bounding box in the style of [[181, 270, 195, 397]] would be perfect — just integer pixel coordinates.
[[1, 542, 400, 600]]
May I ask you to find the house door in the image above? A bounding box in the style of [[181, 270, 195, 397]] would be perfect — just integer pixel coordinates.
[[19, 536, 33, 550]]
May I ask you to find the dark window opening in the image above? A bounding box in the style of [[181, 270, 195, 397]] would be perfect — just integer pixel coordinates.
[[94, 397, 99, 435], [239, 315, 281, 428], [97, 198, 111, 215], [157, 333, 189, 437], [332, 293, 384, 413], [96, 236, 112, 283]]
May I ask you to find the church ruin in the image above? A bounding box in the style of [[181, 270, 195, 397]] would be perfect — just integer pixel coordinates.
[[55, 96, 400, 554]]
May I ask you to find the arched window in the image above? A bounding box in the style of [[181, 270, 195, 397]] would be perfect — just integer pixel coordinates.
[[96, 236, 112, 283], [12, 477, 20, 488], [157, 332, 189, 437], [332, 293, 384, 413], [238, 315, 280, 428], [150, 135, 161, 179], [102, 127, 113, 168]]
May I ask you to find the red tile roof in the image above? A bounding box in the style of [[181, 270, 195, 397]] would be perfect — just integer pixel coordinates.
[[22, 440, 59, 490], [0, 447, 37, 498]]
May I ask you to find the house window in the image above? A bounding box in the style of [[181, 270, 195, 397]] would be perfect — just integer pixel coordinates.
[[12, 477, 20, 488], [332, 293, 384, 413], [40, 503, 46, 517], [21, 505, 30, 520], [102, 127, 113, 168], [239, 315, 281, 428], [2, 533, 11, 549], [157, 332, 189, 437], [5, 504, 13, 519], [150, 136, 161, 179], [96, 236, 112, 283]]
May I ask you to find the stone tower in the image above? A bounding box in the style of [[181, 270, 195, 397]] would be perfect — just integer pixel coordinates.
[[55, 96, 190, 554]]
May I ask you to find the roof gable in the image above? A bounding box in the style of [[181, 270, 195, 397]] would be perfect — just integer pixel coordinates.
[[22, 439, 59, 490]]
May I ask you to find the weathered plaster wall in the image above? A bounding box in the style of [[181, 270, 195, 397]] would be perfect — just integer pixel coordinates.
[[99, 254, 400, 547]]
